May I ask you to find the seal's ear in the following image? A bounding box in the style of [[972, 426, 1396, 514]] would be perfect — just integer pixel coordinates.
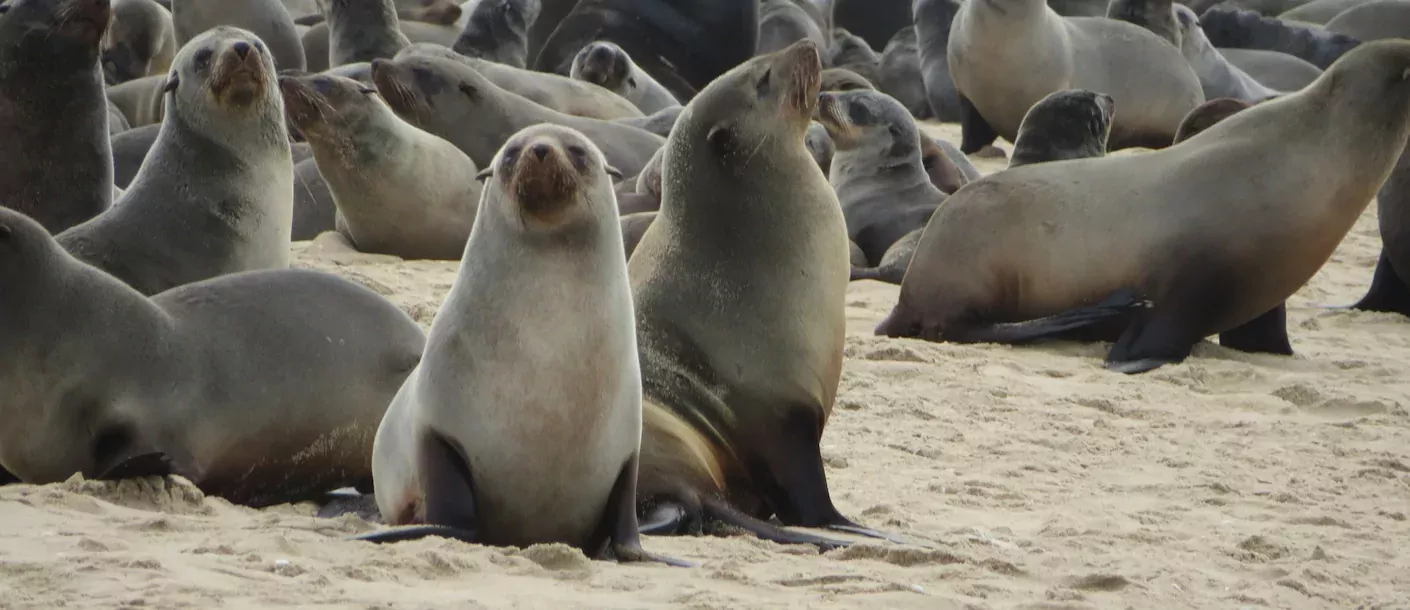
[[164, 74, 180, 94], [357, 85, 377, 95], [475, 167, 494, 182], [604, 165, 624, 180]]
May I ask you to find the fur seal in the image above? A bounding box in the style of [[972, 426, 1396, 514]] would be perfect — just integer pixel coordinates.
[[878, 26, 930, 120], [355, 125, 688, 567], [0, 0, 114, 234], [371, 54, 660, 176], [828, 28, 882, 86], [912, 0, 963, 121], [452, 0, 538, 68], [110, 122, 159, 188], [1280, 0, 1376, 24], [1220, 47, 1324, 90], [951, 0, 1203, 153], [0, 207, 425, 506], [106, 97, 131, 134], [818, 89, 946, 266], [831, 0, 911, 50], [758, 0, 828, 56], [919, 133, 973, 194], [876, 40, 1410, 374], [1326, 0, 1410, 41], [1009, 89, 1114, 167], [820, 67, 874, 91], [398, 42, 644, 120], [570, 41, 680, 114], [59, 26, 294, 296], [627, 41, 893, 548], [1173, 97, 1254, 143], [613, 105, 683, 138], [620, 210, 655, 260], [300, 19, 457, 73], [532, 0, 758, 102], [281, 71, 479, 260], [1106, 0, 1180, 48], [1199, 5, 1360, 69], [105, 73, 166, 127], [1352, 147, 1410, 317], [806, 120, 834, 172], [102, 0, 176, 85], [171, 0, 305, 71], [1174, 5, 1282, 101], [327, 0, 411, 66]]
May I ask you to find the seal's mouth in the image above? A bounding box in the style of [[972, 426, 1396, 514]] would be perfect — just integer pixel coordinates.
[[278, 75, 325, 131], [781, 41, 822, 117], [507, 139, 580, 225], [209, 43, 268, 108], [815, 92, 858, 147], [370, 59, 423, 118], [53, 0, 111, 45]]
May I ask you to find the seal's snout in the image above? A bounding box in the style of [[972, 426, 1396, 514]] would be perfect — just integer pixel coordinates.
[[371, 59, 418, 114], [233, 41, 252, 60], [776, 40, 822, 116], [507, 134, 581, 224], [531, 143, 551, 160]]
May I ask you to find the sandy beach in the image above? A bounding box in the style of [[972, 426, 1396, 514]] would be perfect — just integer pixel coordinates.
[[2, 124, 1407, 609]]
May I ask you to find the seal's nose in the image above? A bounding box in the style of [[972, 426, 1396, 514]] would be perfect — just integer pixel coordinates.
[[233, 41, 252, 59], [532, 143, 551, 160]]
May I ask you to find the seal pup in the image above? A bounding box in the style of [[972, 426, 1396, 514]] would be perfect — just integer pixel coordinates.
[[570, 41, 680, 114], [452, 0, 539, 68], [629, 41, 894, 548], [948, 0, 1204, 153], [828, 28, 882, 86], [876, 40, 1410, 374], [533, 0, 758, 102], [1173, 97, 1254, 143], [1220, 47, 1323, 90], [371, 54, 660, 176], [1008, 89, 1114, 167], [912, 0, 963, 122], [1106, 0, 1181, 48], [102, 0, 176, 84], [355, 125, 689, 567], [0, 0, 114, 234], [326, 0, 410, 66], [281, 71, 479, 260], [398, 42, 644, 120], [106, 73, 166, 127], [879, 26, 930, 120], [758, 0, 828, 56], [817, 89, 946, 266], [613, 105, 683, 139], [59, 26, 294, 296], [171, 0, 306, 70], [0, 207, 425, 505], [1174, 5, 1282, 101], [1199, 5, 1360, 69]]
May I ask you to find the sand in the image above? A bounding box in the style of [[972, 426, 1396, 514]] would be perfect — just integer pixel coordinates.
[[2, 124, 1408, 609]]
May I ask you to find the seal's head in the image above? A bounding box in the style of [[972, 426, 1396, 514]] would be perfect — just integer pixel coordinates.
[[100, 0, 159, 84], [371, 54, 494, 133], [680, 39, 823, 161], [819, 68, 874, 93], [279, 72, 379, 143], [0, 0, 111, 68], [480, 124, 621, 231], [1010, 89, 1114, 166], [164, 27, 285, 143], [571, 41, 632, 91], [815, 89, 920, 163]]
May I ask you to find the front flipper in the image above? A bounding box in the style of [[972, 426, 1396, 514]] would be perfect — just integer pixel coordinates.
[[700, 498, 853, 551], [1219, 303, 1293, 355], [595, 454, 696, 567], [1104, 306, 1201, 375], [349, 432, 479, 544], [1351, 252, 1410, 316], [945, 288, 1150, 345], [958, 93, 999, 154]]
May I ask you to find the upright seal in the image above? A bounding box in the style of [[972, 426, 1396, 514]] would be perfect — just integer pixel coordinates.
[[0, 0, 114, 234], [171, 0, 305, 70], [355, 125, 688, 567], [59, 27, 294, 296]]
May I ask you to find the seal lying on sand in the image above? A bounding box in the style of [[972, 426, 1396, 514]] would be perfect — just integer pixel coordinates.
[[0, 207, 425, 507], [877, 40, 1410, 374], [354, 125, 688, 567]]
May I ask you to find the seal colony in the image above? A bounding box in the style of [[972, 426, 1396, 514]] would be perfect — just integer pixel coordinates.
[[3, 0, 1410, 586]]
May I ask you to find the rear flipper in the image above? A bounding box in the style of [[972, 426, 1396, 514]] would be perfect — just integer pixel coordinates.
[[958, 94, 999, 155], [1351, 252, 1410, 317], [1219, 303, 1293, 355], [639, 494, 853, 550], [1104, 305, 1201, 375], [350, 525, 479, 544], [594, 455, 696, 567], [945, 288, 1151, 345]]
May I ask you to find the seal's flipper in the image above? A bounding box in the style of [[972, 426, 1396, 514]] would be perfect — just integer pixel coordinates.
[[700, 497, 852, 550], [596, 454, 696, 567], [96, 452, 173, 480], [354, 476, 374, 495], [945, 288, 1150, 345], [1219, 303, 1293, 355], [1104, 306, 1200, 375], [419, 431, 479, 528], [349, 525, 480, 544], [1351, 252, 1410, 316], [958, 94, 999, 154], [850, 266, 882, 282], [827, 524, 934, 548]]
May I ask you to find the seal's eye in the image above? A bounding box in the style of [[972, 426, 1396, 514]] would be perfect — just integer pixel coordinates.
[[194, 48, 213, 70], [458, 82, 480, 101], [503, 145, 522, 163], [756, 68, 772, 94], [254, 40, 266, 54], [566, 145, 588, 168]]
